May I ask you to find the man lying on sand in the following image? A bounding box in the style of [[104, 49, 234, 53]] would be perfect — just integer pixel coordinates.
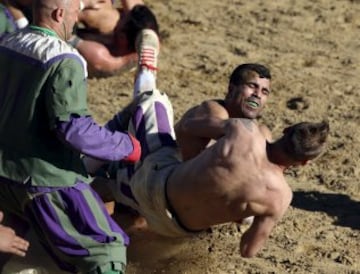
[[70, 0, 159, 76]]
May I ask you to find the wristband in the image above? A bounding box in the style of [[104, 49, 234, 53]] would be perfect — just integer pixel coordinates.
[[123, 134, 141, 163], [15, 17, 29, 29]]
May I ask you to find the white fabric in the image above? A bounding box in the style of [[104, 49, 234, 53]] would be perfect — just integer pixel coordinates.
[[15, 17, 29, 29]]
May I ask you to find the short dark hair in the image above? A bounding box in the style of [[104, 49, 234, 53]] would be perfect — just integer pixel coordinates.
[[283, 121, 329, 161], [229, 63, 271, 86], [122, 5, 159, 51]]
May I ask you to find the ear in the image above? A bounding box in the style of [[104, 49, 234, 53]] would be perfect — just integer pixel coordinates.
[[53, 7, 65, 23]]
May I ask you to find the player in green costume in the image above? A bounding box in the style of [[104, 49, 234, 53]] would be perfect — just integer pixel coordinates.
[[0, 0, 141, 273]]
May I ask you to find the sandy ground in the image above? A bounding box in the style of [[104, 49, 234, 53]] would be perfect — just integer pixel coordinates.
[[4, 0, 360, 273]]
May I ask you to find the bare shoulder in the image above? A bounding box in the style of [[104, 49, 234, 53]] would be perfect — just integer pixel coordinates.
[[258, 123, 272, 141], [175, 99, 228, 130], [200, 99, 229, 118]]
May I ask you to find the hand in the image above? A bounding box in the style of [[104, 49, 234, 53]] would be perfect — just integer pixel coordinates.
[[0, 212, 29, 257]]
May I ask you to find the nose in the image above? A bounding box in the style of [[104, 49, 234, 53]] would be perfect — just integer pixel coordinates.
[[252, 88, 261, 98]]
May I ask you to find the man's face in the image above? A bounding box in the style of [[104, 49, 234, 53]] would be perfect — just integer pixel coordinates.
[[227, 71, 271, 119]]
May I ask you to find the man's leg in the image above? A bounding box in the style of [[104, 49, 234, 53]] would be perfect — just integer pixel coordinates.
[[24, 182, 128, 274], [101, 28, 175, 161], [131, 28, 176, 154], [104, 29, 176, 210], [82, 26, 161, 175]]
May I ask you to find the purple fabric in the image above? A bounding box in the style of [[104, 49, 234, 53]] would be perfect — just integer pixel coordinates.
[[30, 193, 89, 256], [58, 182, 129, 245], [3, 6, 17, 31], [56, 115, 134, 161], [25, 180, 129, 272], [155, 101, 177, 147], [133, 106, 149, 159]]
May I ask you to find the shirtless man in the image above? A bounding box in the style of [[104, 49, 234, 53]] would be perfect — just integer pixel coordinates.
[[70, 0, 159, 76], [88, 29, 330, 258], [175, 63, 272, 161], [0, 211, 29, 257]]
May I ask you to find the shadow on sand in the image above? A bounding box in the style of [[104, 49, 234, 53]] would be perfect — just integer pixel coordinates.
[[292, 191, 360, 230]]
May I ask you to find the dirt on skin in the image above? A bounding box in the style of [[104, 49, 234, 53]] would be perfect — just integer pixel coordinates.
[[4, 0, 360, 273]]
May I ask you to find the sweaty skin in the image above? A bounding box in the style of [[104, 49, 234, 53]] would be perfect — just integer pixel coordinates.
[[169, 118, 293, 257], [175, 73, 271, 160]]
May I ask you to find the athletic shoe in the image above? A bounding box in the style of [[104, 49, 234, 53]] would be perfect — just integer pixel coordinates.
[[135, 29, 160, 72]]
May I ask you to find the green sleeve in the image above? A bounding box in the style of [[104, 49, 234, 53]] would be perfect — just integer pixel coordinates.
[[0, 8, 13, 35], [46, 57, 91, 128]]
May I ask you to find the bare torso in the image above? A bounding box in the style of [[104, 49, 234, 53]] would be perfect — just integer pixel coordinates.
[[168, 118, 292, 231], [175, 99, 272, 161]]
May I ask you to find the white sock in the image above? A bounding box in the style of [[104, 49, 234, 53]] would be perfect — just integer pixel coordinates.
[[133, 69, 156, 97]]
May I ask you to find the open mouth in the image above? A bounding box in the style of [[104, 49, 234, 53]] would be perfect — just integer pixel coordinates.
[[245, 100, 260, 109]]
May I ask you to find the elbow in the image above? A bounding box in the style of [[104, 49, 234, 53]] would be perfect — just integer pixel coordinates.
[[240, 242, 258, 258], [241, 250, 256, 258], [240, 242, 264, 258], [91, 56, 113, 74]]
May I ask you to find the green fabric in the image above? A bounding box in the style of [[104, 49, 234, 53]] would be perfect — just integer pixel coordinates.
[[35, 188, 127, 273], [0, 29, 91, 186], [46, 60, 90, 126], [0, 181, 127, 274], [29, 25, 58, 37], [0, 4, 16, 36]]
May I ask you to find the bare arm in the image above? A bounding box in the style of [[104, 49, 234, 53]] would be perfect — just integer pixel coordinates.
[[175, 100, 229, 140], [76, 39, 137, 75], [240, 183, 293, 257], [239, 215, 276, 257]]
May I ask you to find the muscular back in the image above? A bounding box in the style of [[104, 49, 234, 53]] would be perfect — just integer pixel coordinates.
[[168, 118, 292, 231]]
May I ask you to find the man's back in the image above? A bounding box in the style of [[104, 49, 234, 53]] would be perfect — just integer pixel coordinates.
[[168, 118, 292, 231]]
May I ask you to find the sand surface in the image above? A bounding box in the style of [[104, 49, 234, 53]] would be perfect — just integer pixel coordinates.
[[4, 0, 360, 273]]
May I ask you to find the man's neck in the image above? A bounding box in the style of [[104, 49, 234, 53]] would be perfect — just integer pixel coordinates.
[[266, 141, 291, 171], [32, 21, 63, 39]]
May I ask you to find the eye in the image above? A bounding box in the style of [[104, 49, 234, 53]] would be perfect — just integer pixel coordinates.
[[262, 89, 270, 96], [246, 83, 256, 89]]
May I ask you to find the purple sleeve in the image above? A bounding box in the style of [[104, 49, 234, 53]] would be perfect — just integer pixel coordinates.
[[55, 115, 134, 161]]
